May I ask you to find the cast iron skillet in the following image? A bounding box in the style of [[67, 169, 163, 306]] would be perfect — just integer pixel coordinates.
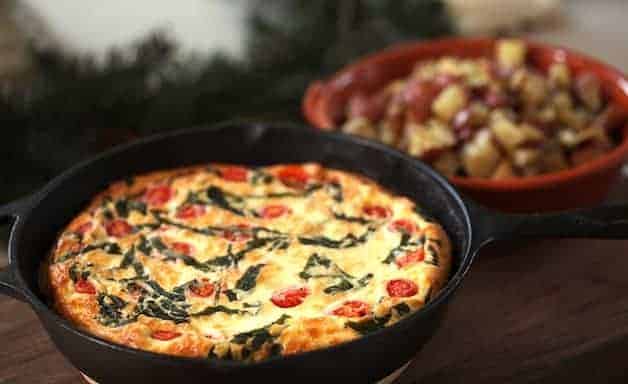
[[1, 122, 627, 383]]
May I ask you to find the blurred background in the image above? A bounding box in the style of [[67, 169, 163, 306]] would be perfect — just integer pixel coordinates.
[[0, 0, 625, 206]]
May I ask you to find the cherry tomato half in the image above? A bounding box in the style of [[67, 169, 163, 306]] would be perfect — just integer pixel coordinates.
[[271, 286, 310, 308]]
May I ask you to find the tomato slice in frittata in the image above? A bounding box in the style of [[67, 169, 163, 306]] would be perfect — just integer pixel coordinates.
[[45, 163, 451, 362]]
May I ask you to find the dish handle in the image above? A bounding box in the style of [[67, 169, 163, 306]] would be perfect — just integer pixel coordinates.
[[0, 195, 35, 302], [470, 201, 628, 250]]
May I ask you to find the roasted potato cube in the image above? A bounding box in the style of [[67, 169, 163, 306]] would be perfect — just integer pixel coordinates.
[[521, 72, 548, 108], [558, 126, 607, 148], [341, 117, 378, 139], [496, 39, 527, 70], [492, 160, 516, 179], [432, 84, 468, 122], [378, 117, 403, 146], [575, 72, 602, 111], [558, 107, 591, 131], [436, 57, 464, 76], [509, 68, 527, 91], [552, 91, 573, 112], [548, 63, 571, 88], [468, 101, 490, 126], [406, 120, 457, 158], [461, 129, 502, 178], [432, 151, 460, 177], [513, 148, 542, 169], [490, 112, 544, 151], [536, 105, 557, 125]]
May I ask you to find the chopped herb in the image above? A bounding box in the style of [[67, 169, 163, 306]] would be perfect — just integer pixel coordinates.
[[383, 233, 423, 264], [300, 254, 372, 295], [114, 199, 147, 218], [250, 169, 274, 185], [425, 244, 440, 266], [393, 302, 411, 317], [346, 314, 391, 335], [326, 182, 343, 202], [223, 289, 238, 302], [323, 278, 354, 294], [299, 227, 375, 249], [151, 237, 168, 251], [68, 263, 91, 282], [206, 186, 247, 216], [137, 295, 189, 323], [56, 242, 122, 263], [119, 246, 136, 268], [332, 211, 372, 225], [235, 264, 265, 291], [231, 314, 291, 348], [144, 279, 186, 302], [357, 273, 374, 286], [191, 305, 253, 317], [97, 294, 138, 327]]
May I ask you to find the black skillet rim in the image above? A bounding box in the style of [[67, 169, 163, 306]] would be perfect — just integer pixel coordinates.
[[7, 121, 476, 369]]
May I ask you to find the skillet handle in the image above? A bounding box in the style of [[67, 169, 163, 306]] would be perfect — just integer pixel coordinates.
[[472, 203, 628, 248], [0, 195, 34, 302]]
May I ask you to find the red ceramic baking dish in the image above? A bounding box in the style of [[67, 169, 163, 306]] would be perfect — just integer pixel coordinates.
[[303, 38, 628, 212]]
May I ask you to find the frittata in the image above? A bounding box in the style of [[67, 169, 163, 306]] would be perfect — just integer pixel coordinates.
[[45, 163, 451, 362]]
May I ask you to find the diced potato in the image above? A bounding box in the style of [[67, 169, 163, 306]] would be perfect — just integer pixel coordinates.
[[461, 129, 502, 178], [509, 68, 527, 91], [341, 117, 377, 139], [551, 91, 573, 112], [436, 57, 465, 76], [557, 126, 607, 148], [406, 120, 457, 158], [548, 63, 571, 88], [512, 148, 542, 169], [468, 102, 490, 126], [557, 107, 591, 131], [490, 112, 543, 151], [575, 72, 602, 111], [378, 117, 403, 146], [432, 84, 468, 122], [521, 72, 548, 108], [536, 105, 557, 125], [496, 39, 527, 70], [432, 151, 460, 177], [492, 160, 516, 179]]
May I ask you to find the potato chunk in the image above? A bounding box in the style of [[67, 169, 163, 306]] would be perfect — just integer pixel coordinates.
[[432, 84, 468, 122], [490, 112, 544, 151], [548, 63, 571, 89], [461, 129, 502, 177], [406, 120, 457, 158], [492, 160, 516, 180], [432, 151, 460, 177], [341, 117, 377, 139], [558, 126, 608, 148], [496, 39, 527, 70]]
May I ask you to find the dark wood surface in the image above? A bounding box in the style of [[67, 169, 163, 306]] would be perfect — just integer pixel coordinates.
[[1, 177, 628, 384]]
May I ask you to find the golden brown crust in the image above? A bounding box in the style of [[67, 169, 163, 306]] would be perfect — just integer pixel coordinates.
[[45, 163, 451, 361]]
